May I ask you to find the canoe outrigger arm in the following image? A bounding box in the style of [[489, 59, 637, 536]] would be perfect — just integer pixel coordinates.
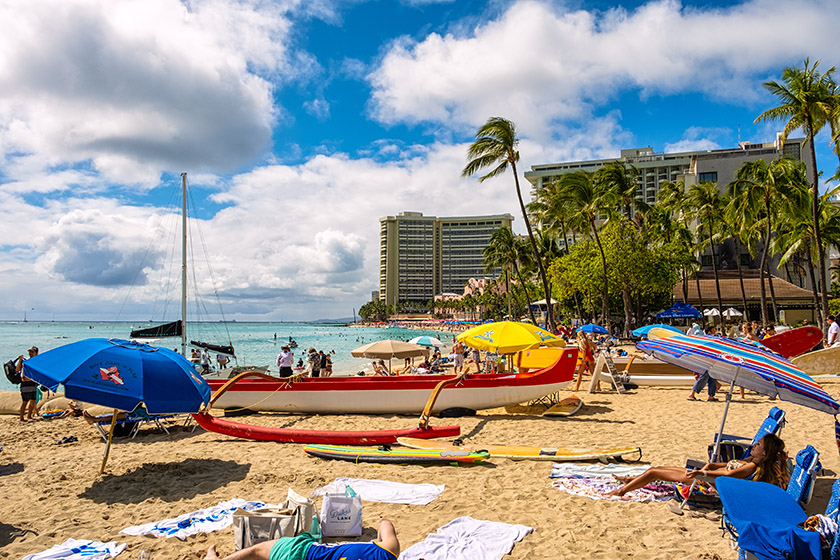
[[418, 373, 466, 430]]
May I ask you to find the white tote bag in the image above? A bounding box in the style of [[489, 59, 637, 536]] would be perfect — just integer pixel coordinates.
[[320, 485, 362, 537], [233, 488, 316, 550]]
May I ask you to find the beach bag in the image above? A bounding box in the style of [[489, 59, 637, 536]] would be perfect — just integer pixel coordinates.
[[4, 360, 21, 385], [320, 485, 362, 537], [233, 489, 315, 550]]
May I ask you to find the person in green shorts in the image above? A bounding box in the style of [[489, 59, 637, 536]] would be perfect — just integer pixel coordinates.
[[204, 519, 399, 560]]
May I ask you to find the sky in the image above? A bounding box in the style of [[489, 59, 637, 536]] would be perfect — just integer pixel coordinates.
[[1, 0, 840, 322]]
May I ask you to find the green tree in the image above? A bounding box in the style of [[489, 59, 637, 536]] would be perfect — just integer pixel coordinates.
[[359, 300, 390, 322], [595, 160, 647, 229], [755, 58, 837, 328], [685, 182, 726, 321], [462, 117, 554, 330]]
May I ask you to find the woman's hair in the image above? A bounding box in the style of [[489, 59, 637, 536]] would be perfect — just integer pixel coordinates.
[[576, 331, 587, 344], [753, 433, 788, 485]]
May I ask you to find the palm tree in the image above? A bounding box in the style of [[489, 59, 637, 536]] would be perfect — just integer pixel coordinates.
[[462, 117, 555, 331], [555, 171, 612, 331], [755, 58, 837, 328], [483, 226, 537, 324], [595, 160, 647, 229], [686, 182, 726, 323], [723, 197, 757, 320]]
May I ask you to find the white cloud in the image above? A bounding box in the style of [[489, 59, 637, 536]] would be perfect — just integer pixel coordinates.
[[368, 0, 840, 138], [0, 0, 309, 188], [664, 126, 729, 153]]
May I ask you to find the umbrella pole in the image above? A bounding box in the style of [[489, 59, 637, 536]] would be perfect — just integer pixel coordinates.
[[677, 374, 738, 511], [99, 409, 119, 475]]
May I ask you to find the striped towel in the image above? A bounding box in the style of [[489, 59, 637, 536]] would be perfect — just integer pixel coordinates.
[[121, 499, 281, 540], [22, 538, 125, 560]]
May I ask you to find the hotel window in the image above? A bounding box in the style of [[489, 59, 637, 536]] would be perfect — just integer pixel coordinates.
[[698, 172, 718, 183]]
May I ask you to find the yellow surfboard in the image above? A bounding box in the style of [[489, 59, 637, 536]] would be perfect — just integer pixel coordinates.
[[397, 437, 642, 462]]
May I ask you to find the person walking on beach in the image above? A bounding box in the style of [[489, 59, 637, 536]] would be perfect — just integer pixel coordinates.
[[319, 350, 328, 376], [15, 346, 39, 421], [573, 332, 598, 391], [276, 345, 294, 378], [451, 339, 464, 373], [307, 348, 321, 377], [827, 316, 840, 347], [688, 327, 720, 401], [323, 353, 333, 377], [204, 519, 399, 560]]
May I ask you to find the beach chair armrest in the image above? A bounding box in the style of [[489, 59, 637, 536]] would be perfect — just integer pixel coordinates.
[[715, 433, 750, 442]]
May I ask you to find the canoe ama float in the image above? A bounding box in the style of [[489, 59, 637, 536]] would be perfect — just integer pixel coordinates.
[[304, 444, 489, 465], [191, 412, 460, 445], [205, 349, 578, 414], [396, 437, 642, 462]]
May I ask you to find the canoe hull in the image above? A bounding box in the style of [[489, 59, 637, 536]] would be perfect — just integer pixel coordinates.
[[791, 346, 840, 375], [600, 356, 696, 386], [191, 412, 460, 444], [207, 349, 578, 414]]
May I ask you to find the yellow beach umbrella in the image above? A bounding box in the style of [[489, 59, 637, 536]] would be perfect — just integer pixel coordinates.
[[457, 321, 565, 355]]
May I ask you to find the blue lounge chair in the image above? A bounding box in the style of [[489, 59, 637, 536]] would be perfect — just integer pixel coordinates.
[[786, 445, 821, 507], [92, 408, 174, 441], [718, 476, 822, 560], [710, 406, 786, 462], [826, 479, 840, 560]]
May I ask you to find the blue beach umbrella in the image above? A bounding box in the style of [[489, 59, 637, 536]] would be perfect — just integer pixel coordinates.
[[24, 338, 211, 414], [24, 338, 211, 474], [408, 336, 444, 348], [576, 324, 609, 334], [656, 302, 702, 319], [631, 324, 683, 338]]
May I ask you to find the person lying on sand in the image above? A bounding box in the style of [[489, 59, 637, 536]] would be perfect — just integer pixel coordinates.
[[204, 519, 399, 560], [606, 434, 788, 498]]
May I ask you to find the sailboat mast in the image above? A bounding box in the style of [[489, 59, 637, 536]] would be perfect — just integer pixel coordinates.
[[181, 172, 188, 356]]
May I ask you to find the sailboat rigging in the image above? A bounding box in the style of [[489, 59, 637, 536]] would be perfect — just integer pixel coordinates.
[[130, 173, 235, 360]]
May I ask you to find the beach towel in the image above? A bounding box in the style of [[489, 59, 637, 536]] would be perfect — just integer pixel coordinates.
[[550, 462, 650, 478], [399, 516, 533, 560], [22, 538, 126, 560], [313, 478, 445, 505], [552, 476, 675, 503], [121, 499, 281, 540]]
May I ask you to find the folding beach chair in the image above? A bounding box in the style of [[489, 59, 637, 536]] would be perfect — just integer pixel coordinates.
[[786, 445, 821, 507], [709, 406, 786, 462], [718, 477, 822, 560]]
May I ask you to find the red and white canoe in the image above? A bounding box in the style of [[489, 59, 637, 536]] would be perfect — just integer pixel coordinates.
[[206, 348, 578, 414]]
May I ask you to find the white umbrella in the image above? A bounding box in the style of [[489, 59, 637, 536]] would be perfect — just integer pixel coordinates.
[[723, 307, 744, 318], [703, 308, 721, 316]]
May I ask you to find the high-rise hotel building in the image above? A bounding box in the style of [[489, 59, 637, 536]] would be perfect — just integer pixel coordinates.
[[379, 211, 514, 306]]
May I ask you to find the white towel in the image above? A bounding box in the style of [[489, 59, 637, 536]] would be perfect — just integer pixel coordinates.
[[22, 538, 125, 560], [399, 516, 533, 560], [313, 478, 445, 505], [121, 499, 280, 540], [550, 462, 650, 479]]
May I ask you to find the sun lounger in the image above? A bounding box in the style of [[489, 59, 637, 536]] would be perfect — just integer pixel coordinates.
[[92, 409, 175, 441], [710, 406, 786, 462], [718, 476, 822, 560], [786, 445, 821, 507]]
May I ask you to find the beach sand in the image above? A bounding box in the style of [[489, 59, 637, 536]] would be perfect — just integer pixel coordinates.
[[2, 380, 839, 560]]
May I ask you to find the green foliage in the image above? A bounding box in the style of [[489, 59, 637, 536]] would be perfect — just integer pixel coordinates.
[[548, 221, 679, 321], [358, 300, 390, 322], [829, 298, 840, 317]]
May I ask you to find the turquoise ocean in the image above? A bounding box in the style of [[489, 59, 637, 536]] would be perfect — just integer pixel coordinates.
[[0, 321, 452, 392]]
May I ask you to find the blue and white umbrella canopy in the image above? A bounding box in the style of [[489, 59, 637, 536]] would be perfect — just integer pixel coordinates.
[[637, 334, 838, 414], [631, 324, 683, 338], [408, 336, 444, 348], [576, 324, 609, 334], [23, 338, 211, 414]]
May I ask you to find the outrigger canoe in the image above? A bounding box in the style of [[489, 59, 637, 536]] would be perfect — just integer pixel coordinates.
[[205, 349, 578, 414]]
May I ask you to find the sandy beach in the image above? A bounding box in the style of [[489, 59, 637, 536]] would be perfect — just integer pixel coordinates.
[[2, 380, 839, 560]]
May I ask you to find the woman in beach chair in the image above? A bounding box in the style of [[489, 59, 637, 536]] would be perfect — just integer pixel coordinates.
[[607, 434, 788, 498], [204, 519, 399, 560]]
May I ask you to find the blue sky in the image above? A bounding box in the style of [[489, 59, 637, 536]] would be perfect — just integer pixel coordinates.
[[1, 0, 839, 321]]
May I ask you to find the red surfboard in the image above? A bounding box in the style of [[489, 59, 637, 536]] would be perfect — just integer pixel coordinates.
[[761, 326, 823, 359]]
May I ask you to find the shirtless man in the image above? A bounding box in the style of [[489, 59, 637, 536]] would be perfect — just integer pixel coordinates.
[[204, 519, 399, 560]]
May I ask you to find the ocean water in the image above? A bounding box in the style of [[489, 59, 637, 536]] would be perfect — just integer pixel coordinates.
[[0, 321, 453, 392]]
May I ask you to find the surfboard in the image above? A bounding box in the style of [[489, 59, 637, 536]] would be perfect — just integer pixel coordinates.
[[396, 437, 642, 462], [791, 345, 840, 375], [761, 326, 823, 359], [542, 396, 583, 417], [303, 444, 489, 465]]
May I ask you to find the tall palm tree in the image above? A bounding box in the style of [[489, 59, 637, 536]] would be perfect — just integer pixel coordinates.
[[723, 197, 757, 320], [755, 58, 837, 328], [483, 226, 538, 324], [462, 117, 554, 330], [555, 171, 612, 331], [596, 160, 647, 229]]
